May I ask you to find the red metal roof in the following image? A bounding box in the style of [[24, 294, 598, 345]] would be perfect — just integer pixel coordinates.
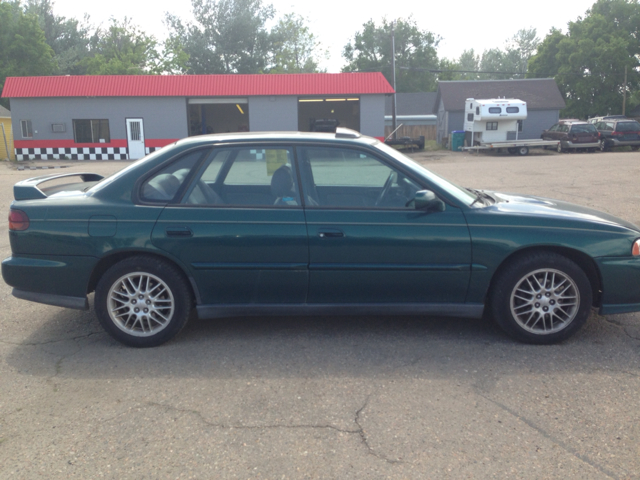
[[1, 73, 394, 98]]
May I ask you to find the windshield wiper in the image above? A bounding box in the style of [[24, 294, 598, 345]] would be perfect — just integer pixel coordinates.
[[467, 188, 495, 206]]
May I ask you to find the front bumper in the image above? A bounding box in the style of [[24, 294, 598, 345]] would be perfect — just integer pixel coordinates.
[[2, 254, 97, 307], [596, 256, 640, 315]]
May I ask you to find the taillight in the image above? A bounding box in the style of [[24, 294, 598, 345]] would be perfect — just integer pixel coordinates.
[[8, 209, 30, 231], [612, 131, 624, 136], [633, 239, 640, 256]]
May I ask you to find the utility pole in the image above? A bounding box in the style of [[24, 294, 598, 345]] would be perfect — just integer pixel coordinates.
[[391, 22, 397, 140], [622, 65, 628, 116]]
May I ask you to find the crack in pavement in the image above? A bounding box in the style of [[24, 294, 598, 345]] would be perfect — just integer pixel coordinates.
[[475, 391, 619, 479], [0, 331, 104, 346], [147, 395, 404, 465]]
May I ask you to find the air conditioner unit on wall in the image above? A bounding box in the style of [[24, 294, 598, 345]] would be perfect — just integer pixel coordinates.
[[51, 123, 66, 133]]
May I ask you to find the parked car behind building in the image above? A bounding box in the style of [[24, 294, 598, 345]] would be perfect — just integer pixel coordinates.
[[541, 121, 600, 152], [594, 119, 640, 151]]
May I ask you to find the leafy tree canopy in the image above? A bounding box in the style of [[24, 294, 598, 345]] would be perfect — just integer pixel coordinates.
[[81, 17, 159, 75], [0, 0, 55, 107], [164, 0, 275, 74], [269, 13, 325, 73], [528, 0, 640, 118], [23, 0, 91, 75], [342, 17, 440, 92]]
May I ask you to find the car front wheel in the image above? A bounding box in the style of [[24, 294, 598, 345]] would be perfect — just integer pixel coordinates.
[[490, 252, 592, 344], [95, 256, 192, 347]]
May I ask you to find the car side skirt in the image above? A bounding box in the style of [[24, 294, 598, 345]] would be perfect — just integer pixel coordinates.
[[599, 303, 640, 315], [197, 303, 485, 319], [12, 288, 89, 310]]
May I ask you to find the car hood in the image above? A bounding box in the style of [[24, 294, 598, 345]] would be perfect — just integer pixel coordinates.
[[484, 191, 640, 233]]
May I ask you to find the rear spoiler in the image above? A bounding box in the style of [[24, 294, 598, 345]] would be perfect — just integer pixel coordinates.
[[14, 173, 104, 201]]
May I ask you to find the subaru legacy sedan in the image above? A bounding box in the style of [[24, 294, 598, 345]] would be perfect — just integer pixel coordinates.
[[3, 129, 640, 347]]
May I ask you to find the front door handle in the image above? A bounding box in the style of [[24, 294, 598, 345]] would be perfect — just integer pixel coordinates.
[[166, 226, 193, 237], [318, 229, 344, 238]]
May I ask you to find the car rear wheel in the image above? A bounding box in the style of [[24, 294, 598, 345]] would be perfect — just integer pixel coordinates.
[[95, 256, 192, 347], [490, 252, 592, 344], [600, 140, 609, 152], [556, 142, 563, 153]]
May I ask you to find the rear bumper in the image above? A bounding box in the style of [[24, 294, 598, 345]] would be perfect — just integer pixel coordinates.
[[606, 139, 640, 147], [564, 140, 600, 149], [2, 254, 97, 303], [12, 288, 88, 310]]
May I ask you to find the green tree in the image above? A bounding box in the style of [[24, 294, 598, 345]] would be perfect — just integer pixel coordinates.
[[81, 17, 159, 75], [165, 0, 275, 74], [342, 17, 440, 92], [269, 13, 325, 73], [23, 0, 91, 74], [0, 0, 55, 107], [528, 0, 640, 118]]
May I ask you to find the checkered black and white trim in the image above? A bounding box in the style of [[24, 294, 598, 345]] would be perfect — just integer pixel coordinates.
[[16, 147, 129, 161], [145, 146, 162, 155]]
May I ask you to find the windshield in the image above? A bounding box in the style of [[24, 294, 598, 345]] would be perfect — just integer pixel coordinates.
[[570, 124, 597, 133], [375, 142, 477, 206]]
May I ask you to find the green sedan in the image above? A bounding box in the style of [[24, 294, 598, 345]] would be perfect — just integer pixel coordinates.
[[3, 129, 640, 347]]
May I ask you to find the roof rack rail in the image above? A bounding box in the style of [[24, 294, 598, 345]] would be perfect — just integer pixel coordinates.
[[335, 128, 361, 139]]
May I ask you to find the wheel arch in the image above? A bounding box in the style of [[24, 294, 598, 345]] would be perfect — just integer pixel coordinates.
[[487, 246, 603, 307], [87, 250, 200, 304]]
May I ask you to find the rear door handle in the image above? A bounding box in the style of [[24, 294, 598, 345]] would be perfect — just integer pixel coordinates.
[[318, 229, 344, 238], [166, 226, 193, 237]]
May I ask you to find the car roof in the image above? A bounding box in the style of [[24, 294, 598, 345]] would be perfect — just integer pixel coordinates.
[[171, 128, 379, 148]]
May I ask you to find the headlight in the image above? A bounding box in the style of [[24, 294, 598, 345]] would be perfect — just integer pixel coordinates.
[[633, 239, 640, 256]]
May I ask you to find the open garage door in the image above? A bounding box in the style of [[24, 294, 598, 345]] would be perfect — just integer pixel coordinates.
[[298, 97, 360, 132], [188, 98, 249, 136]]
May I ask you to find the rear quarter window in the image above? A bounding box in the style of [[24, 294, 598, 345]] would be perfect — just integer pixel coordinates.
[[616, 122, 640, 132]]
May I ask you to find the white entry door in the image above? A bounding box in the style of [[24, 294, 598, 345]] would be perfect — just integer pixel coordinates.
[[126, 118, 145, 160]]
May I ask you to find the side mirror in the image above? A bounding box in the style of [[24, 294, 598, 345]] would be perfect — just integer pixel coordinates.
[[413, 190, 445, 212]]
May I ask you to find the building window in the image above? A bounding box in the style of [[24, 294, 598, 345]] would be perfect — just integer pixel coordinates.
[[467, 113, 474, 121], [21, 120, 33, 138], [486, 122, 498, 130], [488, 107, 501, 114], [517, 120, 523, 132], [507, 107, 520, 114], [73, 119, 110, 143]]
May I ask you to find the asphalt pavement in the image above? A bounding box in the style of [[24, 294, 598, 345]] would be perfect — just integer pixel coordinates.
[[0, 149, 639, 479]]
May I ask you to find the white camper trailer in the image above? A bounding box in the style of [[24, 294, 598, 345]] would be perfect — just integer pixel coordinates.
[[462, 98, 558, 155]]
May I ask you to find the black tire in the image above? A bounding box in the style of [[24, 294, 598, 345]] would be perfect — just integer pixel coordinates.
[[600, 140, 610, 152], [517, 146, 529, 156], [490, 252, 592, 344], [556, 142, 563, 153], [507, 147, 518, 155], [95, 256, 193, 347]]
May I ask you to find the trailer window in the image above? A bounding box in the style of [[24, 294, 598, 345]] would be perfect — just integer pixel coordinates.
[[506, 107, 519, 113], [488, 107, 501, 114], [486, 122, 498, 130], [476, 107, 479, 114], [467, 114, 474, 121]]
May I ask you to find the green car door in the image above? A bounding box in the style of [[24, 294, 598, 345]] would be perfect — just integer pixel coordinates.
[[297, 145, 472, 305], [149, 145, 308, 305]]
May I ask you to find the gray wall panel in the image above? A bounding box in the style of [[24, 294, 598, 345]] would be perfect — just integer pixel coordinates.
[[360, 95, 385, 138], [521, 110, 559, 139], [248, 96, 298, 131], [10, 97, 188, 141]]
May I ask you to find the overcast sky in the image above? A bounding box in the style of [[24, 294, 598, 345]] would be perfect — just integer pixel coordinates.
[[53, 0, 596, 73]]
